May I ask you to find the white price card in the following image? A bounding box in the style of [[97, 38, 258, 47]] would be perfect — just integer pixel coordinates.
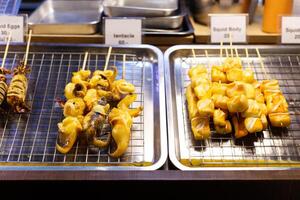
[[105, 18, 142, 45], [210, 14, 247, 43], [281, 16, 300, 44], [0, 15, 24, 43]]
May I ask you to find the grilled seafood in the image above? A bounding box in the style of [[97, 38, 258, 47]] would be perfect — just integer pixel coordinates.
[[83, 89, 99, 111], [56, 116, 83, 154], [108, 94, 143, 158], [110, 79, 135, 101], [64, 82, 87, 99], [7, 62, 30, 113], [71, 69, 91, 85], [0, 67, 10, 106], [63, 97, 86, 117], [215, 120, 232, 134], [83, 98, 111, 148], [232, 116, 248, 138], [191, 117, 211, 140]]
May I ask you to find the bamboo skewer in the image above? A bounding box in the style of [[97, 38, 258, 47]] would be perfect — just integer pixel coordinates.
[[192, 48, 196, 66], [229, 33, 233, 58], [23, 30, 32, 68], [81, 52, 88, 71], [220, 41, 223, 59], [104, 46, 112, 71], [245, 48, 251, 69], [122, 54, 126, 79], [1, 33, 11, 69], [256, 48, 271, 80]]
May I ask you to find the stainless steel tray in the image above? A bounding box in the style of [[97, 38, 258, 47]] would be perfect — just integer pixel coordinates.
[[165, 45, 300, 170], [143, 12, 185, 30], [103, 0, 178, 17], [143, 16, 193, 36], [28, 0, 103, 35], [0, 0, 21, 15], [0, 43, 167, 170]]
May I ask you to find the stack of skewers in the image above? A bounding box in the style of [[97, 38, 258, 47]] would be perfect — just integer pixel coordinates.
[[56, 48, 143, 158], [186, 45, 291, 141]]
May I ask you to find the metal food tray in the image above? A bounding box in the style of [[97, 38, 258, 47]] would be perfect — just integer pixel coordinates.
[[0, 0, 21, 15], [0, 43, 167, 170], [143, 16, 193, 36], [165, 45, 300, 170], [143, 11, 185, 30], [28, 0, 103, 35], [103, 0, 178, 17]]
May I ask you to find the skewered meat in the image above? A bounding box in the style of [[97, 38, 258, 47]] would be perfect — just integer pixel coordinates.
[[241, 99, 262, 118], [71, 69, 91, 85], [64, 82, 87, 99], [56, 116, 83, 154], [186, 85, 199, 119], [191, 76, 210, 88], [110, 79, 135, 101], [227, 94, 249, 113], [211, 82, 227, 96], [244, 117, 263, 133], [191, 117, 211, 140], [261, 79, 280, 91], [91, 67, 117, 90], [194, 82, 211, 99], [6, 62, 30, 113], [83, 98, 111, 148], [261, 114, 268, 129], [232, 116, 248, 138], [223, 57, 242, 71], [83, 89, 99, 111], [0, 68, 10, 106], [243, 68, 255, 83], [197, 98, 214, 117], [211, 94, 228, 110], [265, 93, 289, 114], [211, 66, 227, 83], [227, 81, 255, 99], [63, 98, 86, 117], [227, 68, 243, 82], [188, 65, 207, 80], [215, 120, 232, 134], [108, 94, 142, 158], [268, 113, 291, 127], [213, 109, 227, 127]]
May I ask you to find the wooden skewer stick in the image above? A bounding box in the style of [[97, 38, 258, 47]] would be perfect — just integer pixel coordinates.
[[1, 32, 11, 69], [192, 48, 196, 66], [256, 48, 271, 80], [245, 48, 251, 69], [205, 50, 209, 67], [225, 46, 229, 58], [81, 52, 88, 71], [104, 46, 112, 71], [23, 30, 32, 68], [229, 33, 233, 58], [219, 41, 223, 65], [122, 54, 126, 79], [235, 48, 239, 58]]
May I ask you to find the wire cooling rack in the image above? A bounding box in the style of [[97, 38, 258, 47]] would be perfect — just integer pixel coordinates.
[[0, 47, 152, 166], [174, 47, 300, 166]]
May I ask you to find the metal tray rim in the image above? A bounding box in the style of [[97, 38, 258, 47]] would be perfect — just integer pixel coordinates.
[[0, 43, 167, 171], [165, 44, 300, 171]]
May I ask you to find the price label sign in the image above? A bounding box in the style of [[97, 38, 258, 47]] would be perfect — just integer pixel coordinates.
[[281, 16, 300, 44], [105, 18, 142, 45], [210, 14, 247, 43], [0, 15, 25, 43]]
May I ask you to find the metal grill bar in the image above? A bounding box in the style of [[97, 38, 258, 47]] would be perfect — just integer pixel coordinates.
[[0, 48, 152, 166], [175, 47, 300, 166]]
